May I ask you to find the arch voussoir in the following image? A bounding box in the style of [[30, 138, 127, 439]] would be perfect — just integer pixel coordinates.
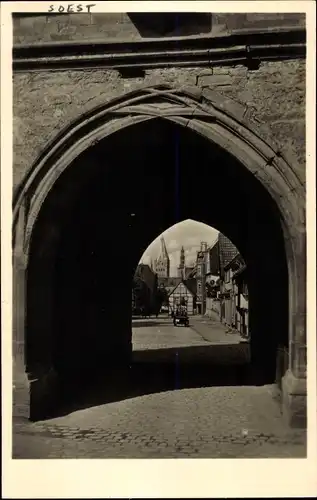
[[13, 84, 304, 264], [12, 82, 307, 428], [14, 85, 302, 233]]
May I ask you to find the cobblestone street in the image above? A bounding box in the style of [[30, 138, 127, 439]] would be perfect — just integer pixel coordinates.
[[12, 317, 306, 459]]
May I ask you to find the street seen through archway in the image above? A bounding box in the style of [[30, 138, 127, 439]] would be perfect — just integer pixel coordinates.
[[11, 12, 307, 461]]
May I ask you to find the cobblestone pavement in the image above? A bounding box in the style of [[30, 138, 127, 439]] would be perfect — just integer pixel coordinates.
[[132, 316, 208, 350], [189, 316, 243, 344], [12, 317, 306, 459], [132, 316, 249, 364]]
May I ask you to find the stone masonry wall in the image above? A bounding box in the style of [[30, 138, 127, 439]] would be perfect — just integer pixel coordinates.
[[13, 59, 305, 190], [13, 13, 305, 44]]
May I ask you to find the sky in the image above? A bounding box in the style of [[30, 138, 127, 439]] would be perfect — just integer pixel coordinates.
[[140, 219, 219, 276]]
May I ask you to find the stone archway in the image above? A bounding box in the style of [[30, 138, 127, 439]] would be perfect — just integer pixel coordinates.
[[12, 84, 306, 425]]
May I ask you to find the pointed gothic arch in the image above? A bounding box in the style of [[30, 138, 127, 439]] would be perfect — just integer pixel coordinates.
[[12, 84, 306, 423], [13, 84, 304, 250]]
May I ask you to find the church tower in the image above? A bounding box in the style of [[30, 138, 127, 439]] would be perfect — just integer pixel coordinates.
[[177, 246, 185, 279], [154, 237, 170, 278]]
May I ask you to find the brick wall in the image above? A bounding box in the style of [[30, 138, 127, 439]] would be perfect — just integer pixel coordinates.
[[13, 58, 305, 190]]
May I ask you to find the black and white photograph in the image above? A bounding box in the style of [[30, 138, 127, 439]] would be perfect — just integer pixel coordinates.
[[2, 1, 316, 497]]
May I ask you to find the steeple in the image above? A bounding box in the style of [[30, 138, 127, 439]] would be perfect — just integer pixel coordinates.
[[160, 237, 169, 260], [180, 246, 185, 268], [154, 236, 170, 278], [178, 246, 186, 279]]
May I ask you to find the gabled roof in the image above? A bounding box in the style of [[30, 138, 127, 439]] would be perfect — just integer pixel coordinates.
[[135, 263, 153, 275], [184, 278, 197, 295], [168, 279, 195, 297], [134, 263, 156, 289], [218, 233, 239, 272]]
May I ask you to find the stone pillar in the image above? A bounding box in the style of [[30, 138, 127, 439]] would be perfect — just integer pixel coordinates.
[[13, 201, 60, 421], [12, 201, 30, 419], [282, 229, 307, 428]]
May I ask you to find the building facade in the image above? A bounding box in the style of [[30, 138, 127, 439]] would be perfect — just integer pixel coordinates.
[[205, 240, 221, 318], [195, 242, 208, 314], [168, 280, 196, 316], [203, 235, 249, 336], [232, 259, 249, 339], [11, 12, 307, 427]]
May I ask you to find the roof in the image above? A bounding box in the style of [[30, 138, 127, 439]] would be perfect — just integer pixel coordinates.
[[168, 279, 196, 297], [184, 278, 197, 295], [222, 250, 247, 283], [184, 266, 195, 279], [186, 265, 197, 278], [184, 234, 239, 278], [136, 263, 152, 274], [232, 264, 247, 279], [223, 252, 245, 271], [135, 263, 156, 289], [218, 233, 239, 272], [208, 240, 220, 275], [158, 277, 181, 288]]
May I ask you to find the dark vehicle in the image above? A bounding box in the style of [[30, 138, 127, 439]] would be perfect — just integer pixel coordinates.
[[173, 306, 189, 327]]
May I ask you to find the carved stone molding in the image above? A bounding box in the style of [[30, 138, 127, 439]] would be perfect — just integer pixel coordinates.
[[12, 28, 306, 72]]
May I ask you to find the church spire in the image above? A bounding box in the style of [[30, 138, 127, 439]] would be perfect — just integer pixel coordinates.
[[155, 236, 170, 278], [160, 237, 169, 260], [180, 246, 185, 268], [178, 246, 186, 279]]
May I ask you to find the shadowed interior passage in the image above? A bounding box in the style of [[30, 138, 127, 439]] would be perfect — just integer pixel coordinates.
[[26, 118, 288, 418]]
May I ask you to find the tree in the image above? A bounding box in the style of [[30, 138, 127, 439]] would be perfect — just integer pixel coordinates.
[[154, 285, 169, 314], [132, 277, 151, 314]]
